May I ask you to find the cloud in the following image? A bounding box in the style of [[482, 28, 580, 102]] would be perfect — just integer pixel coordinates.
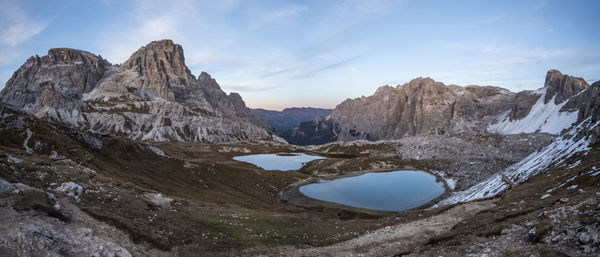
[[0, 1, 47, 47], [338, 0, 406, 17], [260, 67, 298, 79], [258, 54, 361, 79], [219, 79, 279, 92], [0, 1, 47, 68], [99, 0, 240, 63], [292, 56, 361, 78], [256, 5, 308, 25]]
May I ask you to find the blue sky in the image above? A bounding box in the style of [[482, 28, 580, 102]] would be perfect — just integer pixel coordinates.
[[1, 0, 599, 110]]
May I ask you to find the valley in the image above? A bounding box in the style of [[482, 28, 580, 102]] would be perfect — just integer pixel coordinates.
[[0, 40, 599, 257]]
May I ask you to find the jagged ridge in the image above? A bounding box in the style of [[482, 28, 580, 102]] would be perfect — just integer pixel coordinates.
[[287, 70, 591, 145], [0, 40, 275, 143]]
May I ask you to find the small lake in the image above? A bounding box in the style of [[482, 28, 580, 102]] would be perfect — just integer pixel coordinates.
[[299, 170, 445, 212], [233, 153, 326, 171]]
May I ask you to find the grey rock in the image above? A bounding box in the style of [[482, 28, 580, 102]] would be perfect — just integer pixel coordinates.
[[0, 40, 273, 143], [0, 48, 109, 114], [288, 70, 590, 145], [544, 69, 589, 105], [56, 182, 83, 202]]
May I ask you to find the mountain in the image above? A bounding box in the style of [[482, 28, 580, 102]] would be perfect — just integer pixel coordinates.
[[287, 70, 589, 145], [250, 107, 332, 131], [1, 71, 598, 256], [279, 117, 340, 145], [0, 40, 275, 143], [443, 78, 600, 204]]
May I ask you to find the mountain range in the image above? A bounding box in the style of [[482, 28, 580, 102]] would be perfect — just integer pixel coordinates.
[[250, 107, 332, 131], [1, 39, 600, 256], [285, 70, 591, 145], [0, 40, 276, 143], [1, 40, 593, 147]]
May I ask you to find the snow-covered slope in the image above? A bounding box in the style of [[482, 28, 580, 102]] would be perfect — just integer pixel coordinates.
[[442, 117, 599, 205], [487, 88, 579, 134]]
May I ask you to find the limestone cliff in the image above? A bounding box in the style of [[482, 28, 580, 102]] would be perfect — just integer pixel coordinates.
[[0, 40, 274, 143], [287, 70, 590, 145]]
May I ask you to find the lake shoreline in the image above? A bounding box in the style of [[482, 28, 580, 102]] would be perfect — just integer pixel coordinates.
[[279, 167, 452, 215]]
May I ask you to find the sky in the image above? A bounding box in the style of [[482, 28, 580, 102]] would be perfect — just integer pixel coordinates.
[[0, 0, 599, 110]]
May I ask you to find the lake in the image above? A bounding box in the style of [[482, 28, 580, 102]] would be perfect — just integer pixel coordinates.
[[233, 153, 326, 171], [299, 170, 445, 212]]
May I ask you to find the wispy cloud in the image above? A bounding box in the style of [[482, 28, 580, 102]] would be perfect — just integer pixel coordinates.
[[0, 1, 47, 66], [338, 0, 407, 17], [219, 79, 279, 92], [292, 56, 361, 78], [100, 0, 239, 63], [260, 67, 298, 79], [0, 1, 47, 47], [255, 5, 308, 25]]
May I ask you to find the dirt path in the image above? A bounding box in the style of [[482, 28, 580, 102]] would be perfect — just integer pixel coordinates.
[[240, 199, 498, 257]]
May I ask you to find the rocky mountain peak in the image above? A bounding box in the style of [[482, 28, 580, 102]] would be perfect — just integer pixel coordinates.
[[374, 85, 394, 95], [0, 48, 109, 110], [543, 69, 588, 104], [45, 48, 108, 66], [198, 72, 219, 87], [398, 77, 438, 89], [123, 40, 189, 75], [120, 39, 195, 101], [0, 40, 274, 143]]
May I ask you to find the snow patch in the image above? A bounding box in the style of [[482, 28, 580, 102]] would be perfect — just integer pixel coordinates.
[[431, 170, 457, 190], [588, 166, 600, 177], [442, 118, 598, 205], [488, 88, 578, 135], [568, 160, 582, 169], [540, 194, 551, 200]]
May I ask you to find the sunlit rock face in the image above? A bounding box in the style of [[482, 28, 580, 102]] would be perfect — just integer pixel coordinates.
[[287, 70, 590, 145], [0, 40, 274, 143]]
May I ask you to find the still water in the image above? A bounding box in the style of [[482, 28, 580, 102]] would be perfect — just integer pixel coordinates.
[[233, 153, 326, 171], [299, 170, 445, 212]]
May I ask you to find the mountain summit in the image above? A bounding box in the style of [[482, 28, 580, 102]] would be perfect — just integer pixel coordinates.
[[284, 70, 592, 145], [0, 40, 274, 143]]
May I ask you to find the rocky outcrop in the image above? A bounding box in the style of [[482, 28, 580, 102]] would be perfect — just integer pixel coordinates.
[[0, 40, 273, 143], [288, 70, 590, 145], [329, 78, 518, 141], [119, 40, 194, 101], [544, 69, 589, 105], [0, 48, 110, 114]]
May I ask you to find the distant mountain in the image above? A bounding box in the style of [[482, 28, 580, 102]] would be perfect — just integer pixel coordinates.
[[286, 70, 591, 145], [0, 40, 277, 143], [250, 107, 332, 131]]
